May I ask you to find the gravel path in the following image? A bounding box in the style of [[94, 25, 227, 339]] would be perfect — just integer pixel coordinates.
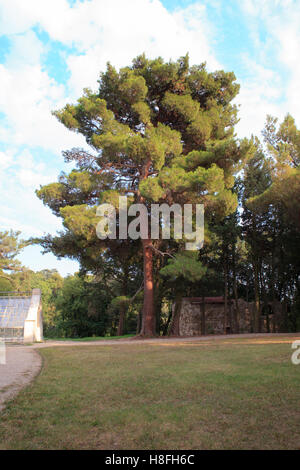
[[34, 331, 300, 348], [0, 346, 42, 411], [0, 332, 299, 412]]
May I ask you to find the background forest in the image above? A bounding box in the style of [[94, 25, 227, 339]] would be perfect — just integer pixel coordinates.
[[1, 56, 299, 338]]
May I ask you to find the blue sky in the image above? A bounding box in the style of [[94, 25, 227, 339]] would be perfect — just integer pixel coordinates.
[[0, 0, 299, 276]]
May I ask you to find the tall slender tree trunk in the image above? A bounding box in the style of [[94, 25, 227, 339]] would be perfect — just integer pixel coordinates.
[[117, 305, 126, 336], [253, 261, 261, 332], [117, 268, 128, 336], [224, 257, 228, 334], [167, 293, 182, 336], [232, 246, 240, 333], [270, 245, 276, 332], [282, 296, 288, 332], [136, 309, 142, 335], [140, 238, 156, 335]]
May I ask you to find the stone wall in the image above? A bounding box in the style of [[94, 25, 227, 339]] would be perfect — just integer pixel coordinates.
[[177, 297, 284, 336]]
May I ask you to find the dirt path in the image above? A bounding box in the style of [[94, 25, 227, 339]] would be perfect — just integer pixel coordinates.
[[34, 332, 300, 348], [0, 332, 299, 412], [0, 346, 42, 411]]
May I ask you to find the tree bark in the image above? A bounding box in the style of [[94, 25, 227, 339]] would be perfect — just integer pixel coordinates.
[[140, 238, 156, 335]]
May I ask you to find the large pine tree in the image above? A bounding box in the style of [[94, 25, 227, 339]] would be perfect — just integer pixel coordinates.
[[37, 55, 252, 335]]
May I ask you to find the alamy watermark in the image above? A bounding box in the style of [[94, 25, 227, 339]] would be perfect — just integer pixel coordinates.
[[96, 196, 204, 250], [0, 340, 6, 365], [291, 340, 300, 365]]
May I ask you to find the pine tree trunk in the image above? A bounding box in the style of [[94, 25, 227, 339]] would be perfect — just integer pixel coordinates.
[[140, 238, 156, 336]]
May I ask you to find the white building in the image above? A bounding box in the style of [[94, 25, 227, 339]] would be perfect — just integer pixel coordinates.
[[0, 289, 43, 343]]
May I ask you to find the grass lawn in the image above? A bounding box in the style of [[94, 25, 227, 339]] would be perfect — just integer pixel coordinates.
[[0, 336, 300, 449]]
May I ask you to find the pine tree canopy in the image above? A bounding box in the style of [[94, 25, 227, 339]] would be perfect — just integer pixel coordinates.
[[37, 54, 253, 223]]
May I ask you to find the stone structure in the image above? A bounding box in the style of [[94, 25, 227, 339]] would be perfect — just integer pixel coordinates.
[[171, 296, 286, 336], [0, 289, 43, 343]]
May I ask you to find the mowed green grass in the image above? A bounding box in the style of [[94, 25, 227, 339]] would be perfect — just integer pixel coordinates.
[[0, 336, 300, 449]]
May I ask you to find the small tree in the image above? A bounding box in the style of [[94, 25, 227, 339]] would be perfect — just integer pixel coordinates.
[[0, 230, 28, 287], [249, 114, 300, 227]]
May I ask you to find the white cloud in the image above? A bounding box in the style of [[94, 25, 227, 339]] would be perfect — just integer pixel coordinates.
[[0, 147, 62, 239], [0, 215, 44, 237], [234, 55, 283, 138], [0, 0, 218, 151], [0, 61, 85, 152], [0, 0, 217, 66], [64, 0, 220, 96], [4, 30, 44, 67], [235, 82, 282, 139], [0, 151, 13, 171], [0, 26, 86, 153], [239, 0, 300, 130], [17, 168, 52, 188], [0, 0, 70, 36], [268, 15, 300, 123]]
